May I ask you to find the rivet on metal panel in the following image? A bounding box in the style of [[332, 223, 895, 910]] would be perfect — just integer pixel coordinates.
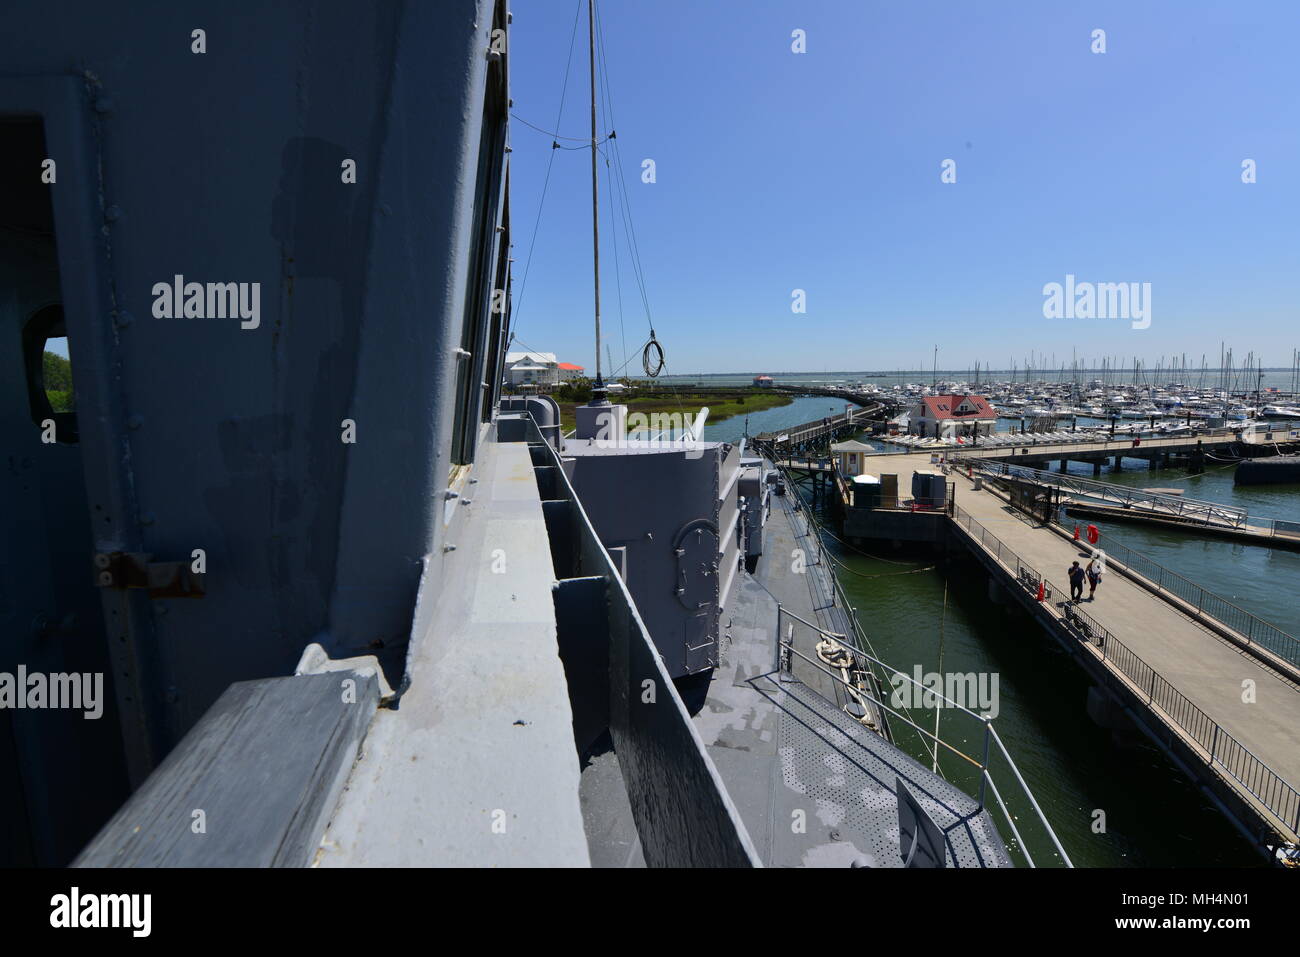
[[113, 310, 134, 328], [93, 96, 114, 114], [444, 544, 457, 553], [104, 205, 122, 222], [127, 414, 143, 430]]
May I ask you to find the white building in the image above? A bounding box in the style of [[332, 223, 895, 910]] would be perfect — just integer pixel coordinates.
[[908, 394, 997, 440], [505, 351, 558, 388]]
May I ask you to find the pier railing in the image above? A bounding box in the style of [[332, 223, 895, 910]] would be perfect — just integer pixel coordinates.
[[950, 504, 1300, 841], [776, 607, 1073, 868], [753, 402, 884, 448], [1043, 519, 1300, 671], [957, 457, 1250, 528], [958, 454, 1300, 544]]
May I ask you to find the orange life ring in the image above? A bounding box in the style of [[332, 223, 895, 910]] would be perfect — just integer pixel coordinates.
[[1086, 524, 1099, 545]]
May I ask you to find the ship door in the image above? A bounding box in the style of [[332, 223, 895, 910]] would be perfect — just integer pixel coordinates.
[[674, 520, 719, 673], [684, 610, 716, 672]]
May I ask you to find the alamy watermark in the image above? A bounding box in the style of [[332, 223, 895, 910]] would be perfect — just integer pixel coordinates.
[[0, 667, 103, 719], [1042, 274, 1150, 330], [597, 410, 707, 459], [50, 887, 150, 937], [890, 666, 1000, 719], [152, 274, 260, 329]]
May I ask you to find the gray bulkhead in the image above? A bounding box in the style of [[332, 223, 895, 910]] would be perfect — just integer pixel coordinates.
[[562, 435, 745, 679]]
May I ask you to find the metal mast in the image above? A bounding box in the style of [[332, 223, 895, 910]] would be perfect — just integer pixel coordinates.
[[588, 0, 607, 404]]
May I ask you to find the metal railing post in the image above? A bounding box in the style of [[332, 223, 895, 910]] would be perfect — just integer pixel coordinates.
[[978, 720, 991, 810]]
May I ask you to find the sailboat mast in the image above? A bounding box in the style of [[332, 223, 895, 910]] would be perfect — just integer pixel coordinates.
[[588, 0, 605, 396]]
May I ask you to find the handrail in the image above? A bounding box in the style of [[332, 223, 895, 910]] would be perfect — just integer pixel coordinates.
[[769, 475, 886, 660], [949, 503, 1300, 840], [1050, 521, 1300, 670], [781, 640, 979, 767], [958, 457, 1250, 527], [779, 608, 986, 721], [776, 608, 1073, 867], [754, 402, 884, 445], [513, 410, 764, 866]]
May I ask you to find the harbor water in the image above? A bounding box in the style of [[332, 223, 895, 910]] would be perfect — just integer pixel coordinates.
[[719, 397, 1287, 866]]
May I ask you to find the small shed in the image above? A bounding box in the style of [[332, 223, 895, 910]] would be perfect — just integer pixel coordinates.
[[831, 438, 877, 477]]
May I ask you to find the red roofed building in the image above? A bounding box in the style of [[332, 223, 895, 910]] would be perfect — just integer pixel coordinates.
[[908, 393, 997, 439], [557, 362, 585, 382]]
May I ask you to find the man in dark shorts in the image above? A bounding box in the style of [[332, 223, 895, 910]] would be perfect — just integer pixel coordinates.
[[1068, 561, 1086, 602]]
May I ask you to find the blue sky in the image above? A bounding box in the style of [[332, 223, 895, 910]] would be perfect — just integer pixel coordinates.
[[507, 0, 1299, 375]]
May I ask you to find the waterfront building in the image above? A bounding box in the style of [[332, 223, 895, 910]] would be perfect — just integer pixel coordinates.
[[908, 393, 997, 440]]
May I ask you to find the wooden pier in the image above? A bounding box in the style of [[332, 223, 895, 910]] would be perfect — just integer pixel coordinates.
[[753, 401, 893, 456]]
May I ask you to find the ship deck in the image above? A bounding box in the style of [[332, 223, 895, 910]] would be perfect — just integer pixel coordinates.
[[579, 475, 1013, 868]]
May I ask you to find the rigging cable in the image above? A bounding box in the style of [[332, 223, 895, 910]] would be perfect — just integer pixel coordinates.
[[594, 0, 660, 351], [933, 579, 948, 776], [602, 137, 629, 380], [509, 0, 583, 340], [508, 112, 590, 142]]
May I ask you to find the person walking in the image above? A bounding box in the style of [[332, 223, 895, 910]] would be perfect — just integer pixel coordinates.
[[1068, 561, 1086, 602], [1086, 558, 1102, 600]]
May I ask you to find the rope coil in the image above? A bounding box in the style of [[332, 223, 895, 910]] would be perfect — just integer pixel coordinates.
[[641, 332, 664, 378]]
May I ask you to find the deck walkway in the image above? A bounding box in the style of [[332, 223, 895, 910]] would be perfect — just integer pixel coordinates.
[[860, 450, 1300, 841], [690, 488, 1013, 867]]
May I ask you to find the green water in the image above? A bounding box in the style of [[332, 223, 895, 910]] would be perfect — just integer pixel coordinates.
[[810, 491, 1266, 867]]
